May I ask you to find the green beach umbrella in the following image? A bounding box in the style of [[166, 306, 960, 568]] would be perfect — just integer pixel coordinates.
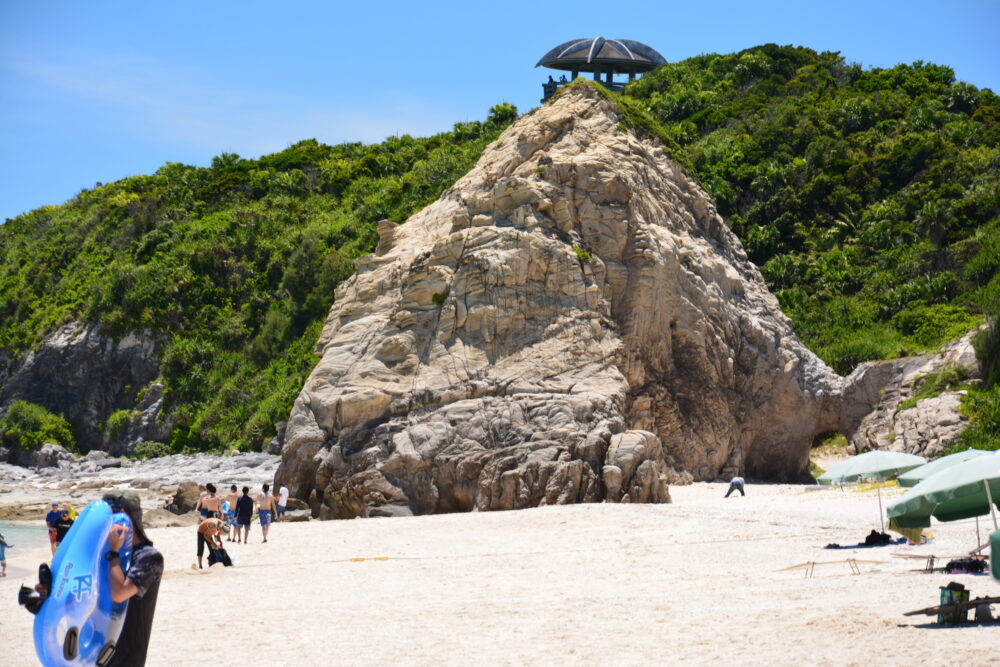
[[887, 451, 1000, 530], [816, 450, 926, 485], [817, 450, 926, 532], [897, 449, 990, 487]]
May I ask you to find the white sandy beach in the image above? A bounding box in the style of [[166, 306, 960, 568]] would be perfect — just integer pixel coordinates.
[[1, 482, 997, 666]]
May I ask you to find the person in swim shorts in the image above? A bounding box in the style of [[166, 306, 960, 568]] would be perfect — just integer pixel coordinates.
[[224, 484, 239, 541], [196, 483, 222, 519], [234, 486, 254, 544], [257, 483, 277, 543]]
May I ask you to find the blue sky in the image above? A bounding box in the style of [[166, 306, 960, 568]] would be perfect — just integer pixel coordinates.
[[1, 0, 998, 222]]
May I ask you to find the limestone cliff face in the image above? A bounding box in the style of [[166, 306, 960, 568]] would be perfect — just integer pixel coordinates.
[[275, 85, 844, 518], [844, 329, 981, 458], [0, 323, 163, 454]]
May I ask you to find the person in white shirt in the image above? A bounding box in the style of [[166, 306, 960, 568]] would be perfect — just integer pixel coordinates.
[[277, 485, 289, 521]]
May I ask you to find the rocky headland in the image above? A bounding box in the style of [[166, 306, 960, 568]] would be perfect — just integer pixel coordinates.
[[274, 85, 871, 519]]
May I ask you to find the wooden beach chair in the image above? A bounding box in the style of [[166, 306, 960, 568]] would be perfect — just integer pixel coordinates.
[[777, 558, 885, 578]]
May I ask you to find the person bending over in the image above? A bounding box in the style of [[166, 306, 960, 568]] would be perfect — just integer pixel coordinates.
[[724, 476, 746, 498], [104, 491, 164, 667], [196, 518, 225, 569]]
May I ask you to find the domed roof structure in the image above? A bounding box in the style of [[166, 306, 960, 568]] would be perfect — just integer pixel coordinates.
[[536, 37, 666, 74], [535, 37, 666, 102]]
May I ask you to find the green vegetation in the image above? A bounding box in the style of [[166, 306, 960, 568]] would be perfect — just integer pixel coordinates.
[[105, 408, 139, 438], [0, 400, 75, 451], [624, 45, 998, 373], [2, 44, 999, 458], [948, 313, 1000, 453], [573, 246, 592, 263], [431, 292, 448, 307], [0, 105, 518, 453], [896, 363, 970, 412], [132, 440, 170, 459]]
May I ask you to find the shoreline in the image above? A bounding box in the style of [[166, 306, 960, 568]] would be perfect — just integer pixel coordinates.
[[0, 453, 279, 521]]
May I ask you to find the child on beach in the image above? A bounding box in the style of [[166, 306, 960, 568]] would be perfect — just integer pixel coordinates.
[[0, 532, 13, 577]]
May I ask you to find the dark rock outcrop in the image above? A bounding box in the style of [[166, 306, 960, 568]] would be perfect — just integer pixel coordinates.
[[0, 323, 161, 453]]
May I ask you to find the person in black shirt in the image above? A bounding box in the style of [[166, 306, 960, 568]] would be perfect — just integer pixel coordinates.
[[104, 491, 164, 667], [234, 486, 255, 544], [54, 510, 74, 547]]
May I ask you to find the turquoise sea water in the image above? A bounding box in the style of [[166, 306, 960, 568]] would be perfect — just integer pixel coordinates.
[[0, 520, 49, 579]]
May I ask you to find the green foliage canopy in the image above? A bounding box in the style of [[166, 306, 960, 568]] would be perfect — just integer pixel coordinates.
[[624, 45, 999, 373], [0, 107, 517, 453], [0, 400, 75, 452]]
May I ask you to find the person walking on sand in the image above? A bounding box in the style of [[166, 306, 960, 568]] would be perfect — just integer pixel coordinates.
[[277, 484, 289, 521], [234, 486, 254, 544], [224, 484, 239, 541], [196, 483, 222, 519], [0, 532, 13, 577], [196, 517, 225, 569], [724, 475, 746, 498], [258, 483, 277, 542], [45, 501, 61, 555]]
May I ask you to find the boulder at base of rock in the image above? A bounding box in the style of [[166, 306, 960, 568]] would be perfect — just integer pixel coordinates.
[[142, 508, 201, 528], [172, 481, 202, 515], [8, 442, 76, 468], [282, 509, 312, 522]]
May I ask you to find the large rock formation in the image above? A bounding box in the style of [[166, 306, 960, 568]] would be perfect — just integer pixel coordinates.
[[276, 85, 846, 518], [845, 328, 981, 458]]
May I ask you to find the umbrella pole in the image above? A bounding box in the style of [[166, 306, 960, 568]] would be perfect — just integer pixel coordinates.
[[976, 515, 981, 548], [877, 479, 885, 533], [985, 479, 998, 531]]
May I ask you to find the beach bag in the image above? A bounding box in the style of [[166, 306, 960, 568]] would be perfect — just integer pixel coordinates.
[[208, 548, 232, 567]]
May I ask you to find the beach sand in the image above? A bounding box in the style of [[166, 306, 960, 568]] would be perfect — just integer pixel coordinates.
[[1, 482, 997, 666]]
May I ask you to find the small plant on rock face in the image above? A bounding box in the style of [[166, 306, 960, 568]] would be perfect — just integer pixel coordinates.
[[534, 166, 545, 178], [573, 246, 592, 263], [106, 409, 139, 438], [432, 292, 448, 307]]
